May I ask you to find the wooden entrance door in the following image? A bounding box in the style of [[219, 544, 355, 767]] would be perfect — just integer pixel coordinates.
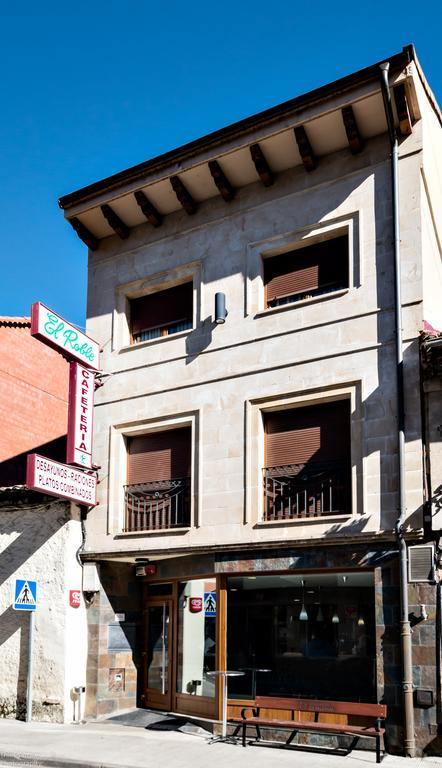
[[144, 599, 173, 710]]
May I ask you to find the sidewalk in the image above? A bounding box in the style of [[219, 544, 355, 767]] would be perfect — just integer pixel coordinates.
[[0, 718, 441, 768]]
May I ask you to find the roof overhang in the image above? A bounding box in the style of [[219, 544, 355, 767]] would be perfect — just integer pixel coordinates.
[[59, 45, 423, 250]]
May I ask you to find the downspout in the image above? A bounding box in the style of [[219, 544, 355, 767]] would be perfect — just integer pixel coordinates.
[[379, 62, 416, 757], [75, 505, 87, 567]]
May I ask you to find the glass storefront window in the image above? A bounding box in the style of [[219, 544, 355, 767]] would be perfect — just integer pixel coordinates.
[[177, 579, 217, 698], [146, 603, 170, 693], [227, 571, 375, 702]]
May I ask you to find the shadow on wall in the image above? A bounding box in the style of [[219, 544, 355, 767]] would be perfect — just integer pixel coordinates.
[[0, 607, 29, 718], [0, 436, 67, 487]]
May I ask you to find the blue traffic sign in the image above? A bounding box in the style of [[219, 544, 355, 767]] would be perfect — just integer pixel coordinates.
[[14, 580, 37, 611], [204, 591, 216, 617]]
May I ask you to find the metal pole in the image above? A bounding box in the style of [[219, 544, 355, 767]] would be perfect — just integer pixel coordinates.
[[222, 673, 228, 739], [26, 610, 35, 723], [161, 604, 166, 695]]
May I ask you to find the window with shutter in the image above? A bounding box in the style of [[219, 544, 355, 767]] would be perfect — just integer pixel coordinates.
[[130, 282, 193, 344], [125, 427, 192, 532], [263, 234, 348, 308], [127, 427, 191, 484], [263, 400, 351, 520]]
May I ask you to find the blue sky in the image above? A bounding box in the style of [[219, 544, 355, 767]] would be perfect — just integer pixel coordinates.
[[1, 1, 441, 329]]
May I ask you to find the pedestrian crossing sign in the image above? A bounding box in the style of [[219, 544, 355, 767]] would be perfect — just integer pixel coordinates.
[[14, 579, 37, 611], [204, 591, 216, 617]]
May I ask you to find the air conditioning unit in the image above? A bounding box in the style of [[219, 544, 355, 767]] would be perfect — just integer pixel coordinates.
[[408, 544, 435, 583]]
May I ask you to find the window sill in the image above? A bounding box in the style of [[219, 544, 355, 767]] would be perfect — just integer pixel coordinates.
[[117, 328, 193, 355], [114, 527, 191, 538], [254, 287, 349, 319], [254, 513, 352, 528]]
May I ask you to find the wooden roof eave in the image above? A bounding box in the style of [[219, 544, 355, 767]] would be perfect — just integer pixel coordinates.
[[63, 59, 421, 248], [60, 47, 414, 215]]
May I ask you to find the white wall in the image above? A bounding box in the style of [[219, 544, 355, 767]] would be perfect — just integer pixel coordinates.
[[0, 495, 87, 722]]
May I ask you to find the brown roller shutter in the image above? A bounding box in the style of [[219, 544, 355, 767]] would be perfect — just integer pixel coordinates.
[[265, 400, 350, 468], [264, 235, 348, 305], [131, 282, 193, 335], [127, 427, 191, 484]]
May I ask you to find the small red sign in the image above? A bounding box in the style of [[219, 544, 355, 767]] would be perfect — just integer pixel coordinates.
[[70, 590, 81, 608], [189, 597, 203, 613]]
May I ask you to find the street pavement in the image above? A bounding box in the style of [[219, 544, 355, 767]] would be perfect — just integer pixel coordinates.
[[0, 719, 441, 768]]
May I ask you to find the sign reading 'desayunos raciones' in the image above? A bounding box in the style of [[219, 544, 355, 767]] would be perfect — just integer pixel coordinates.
[[26, 454, 97, 506], [67, 363, 94, 469], [31, 302, 100, 371]]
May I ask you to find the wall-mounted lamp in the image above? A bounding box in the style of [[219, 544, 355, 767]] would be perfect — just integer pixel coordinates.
[[410, 603, 429, 627], [215, 292, 228, 324]]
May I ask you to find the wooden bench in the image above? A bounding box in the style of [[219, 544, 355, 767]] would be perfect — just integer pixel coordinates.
[[231, 696, 387, 763]]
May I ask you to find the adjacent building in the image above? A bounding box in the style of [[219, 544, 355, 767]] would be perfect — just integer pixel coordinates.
[[0, 317, 87, 721], [59, 45, 442, 755]]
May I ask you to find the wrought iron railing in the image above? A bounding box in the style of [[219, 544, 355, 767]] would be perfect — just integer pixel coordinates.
[[124, 478, 191, 532], [263, 460, 350, 521]]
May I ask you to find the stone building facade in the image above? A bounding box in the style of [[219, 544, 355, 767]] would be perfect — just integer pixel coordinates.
[[59, 46, 442, 754], [0, 318, 87, 722]]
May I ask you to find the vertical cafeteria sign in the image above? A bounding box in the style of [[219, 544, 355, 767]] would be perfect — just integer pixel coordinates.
[[28, 302, 100, 499], [67, 364, 94, 468]]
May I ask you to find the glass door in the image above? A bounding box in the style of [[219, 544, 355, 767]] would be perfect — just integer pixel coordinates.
[[144, 599, 173, 710]]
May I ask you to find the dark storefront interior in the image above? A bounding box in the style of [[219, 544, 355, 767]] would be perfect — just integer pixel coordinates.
[[227, 571, 376, 702]]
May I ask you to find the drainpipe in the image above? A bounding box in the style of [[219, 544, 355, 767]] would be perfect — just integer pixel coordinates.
[[75, 505, 88, 567], [379, 62, 416, 757]]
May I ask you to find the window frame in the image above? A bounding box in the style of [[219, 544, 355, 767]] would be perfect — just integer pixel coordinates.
[[245, 385, 362, 526], [245, 214, 359, 318], [108, 412, 199, 536], [113, 261, 201, 353], [129, 281, 194, 346], [263, 233, 349, 310]]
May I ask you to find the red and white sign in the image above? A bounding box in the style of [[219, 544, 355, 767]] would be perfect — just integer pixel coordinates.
[[26, 454, 97, 507], [67, 363, 94, 469], [189, 597, 203, 613], [69, 590, 81, 607], [31, 302, 100, 371]]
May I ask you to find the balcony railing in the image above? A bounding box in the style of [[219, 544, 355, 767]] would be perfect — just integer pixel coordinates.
[[124, 478, 191, 532], [263, 460, 350, 521]]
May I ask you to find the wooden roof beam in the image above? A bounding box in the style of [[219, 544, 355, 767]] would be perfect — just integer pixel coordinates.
[[208, 160, 235, 202], [68, 217, 99, 251], [294, 125, 317, 172], [393, 83, 413, 136], [170, 176, 197, 215], [134, 190, 163, 227], [341, 106, 364, 154], [100, 204, 130, 239], [250, 143, 274, 187]]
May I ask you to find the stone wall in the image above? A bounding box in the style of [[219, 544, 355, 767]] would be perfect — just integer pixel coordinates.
[[85, 562, 142, 719], [409, 581, 438, 750], [84, 133, 425, 561]]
